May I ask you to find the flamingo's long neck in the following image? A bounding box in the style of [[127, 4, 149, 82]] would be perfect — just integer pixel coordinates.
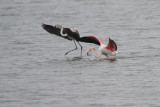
[[60, 27, 67, 37]]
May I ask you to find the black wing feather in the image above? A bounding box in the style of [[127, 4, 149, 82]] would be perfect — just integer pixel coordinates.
[[79, 36, 100, 45], [111, 40, 117, 51], [42, 24, 72, 40]]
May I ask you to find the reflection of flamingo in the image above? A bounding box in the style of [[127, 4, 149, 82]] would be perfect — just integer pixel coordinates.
[[42, 24, 83, 56], [79, 36, 118, 59]]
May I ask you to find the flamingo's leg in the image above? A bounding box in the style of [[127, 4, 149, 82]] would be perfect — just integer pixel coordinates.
[[65, 40, 77, 55], [77, 42, 83, 56]]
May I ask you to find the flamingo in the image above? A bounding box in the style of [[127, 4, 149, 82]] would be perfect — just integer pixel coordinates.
[[42, 23, 83, 56], [79, 36, 118, 59], [42, 23, 118, 58]]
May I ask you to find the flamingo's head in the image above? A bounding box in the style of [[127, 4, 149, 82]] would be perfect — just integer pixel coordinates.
[[55, 24, 63, 29], [87, 48, 95, 55]]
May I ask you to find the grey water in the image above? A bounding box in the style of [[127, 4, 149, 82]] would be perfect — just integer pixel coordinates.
[[0, 0, 160, 107]]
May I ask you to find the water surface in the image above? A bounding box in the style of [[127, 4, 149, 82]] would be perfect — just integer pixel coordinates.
[[0, 0, 160, 107]]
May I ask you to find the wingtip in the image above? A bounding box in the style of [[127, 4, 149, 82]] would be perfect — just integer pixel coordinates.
[[109, 37, 112, 40], [42, 23, 46, 28]]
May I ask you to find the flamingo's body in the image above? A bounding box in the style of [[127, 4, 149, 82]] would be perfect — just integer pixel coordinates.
[[80, 36, 118, 58]]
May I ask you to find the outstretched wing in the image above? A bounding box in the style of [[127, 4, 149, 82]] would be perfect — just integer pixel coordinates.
[[42, 23, 72, 40], [79, 36, 104, 46], [106, 37, 117, 51]]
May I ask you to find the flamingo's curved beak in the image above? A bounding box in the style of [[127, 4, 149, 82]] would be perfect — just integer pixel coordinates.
[[87, 48, 92, 55]]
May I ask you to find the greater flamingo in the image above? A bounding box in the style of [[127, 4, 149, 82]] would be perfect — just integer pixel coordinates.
[[42, 24, 118, 58], [79, 36, 118, 58], [42, 23, 83, 56]]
